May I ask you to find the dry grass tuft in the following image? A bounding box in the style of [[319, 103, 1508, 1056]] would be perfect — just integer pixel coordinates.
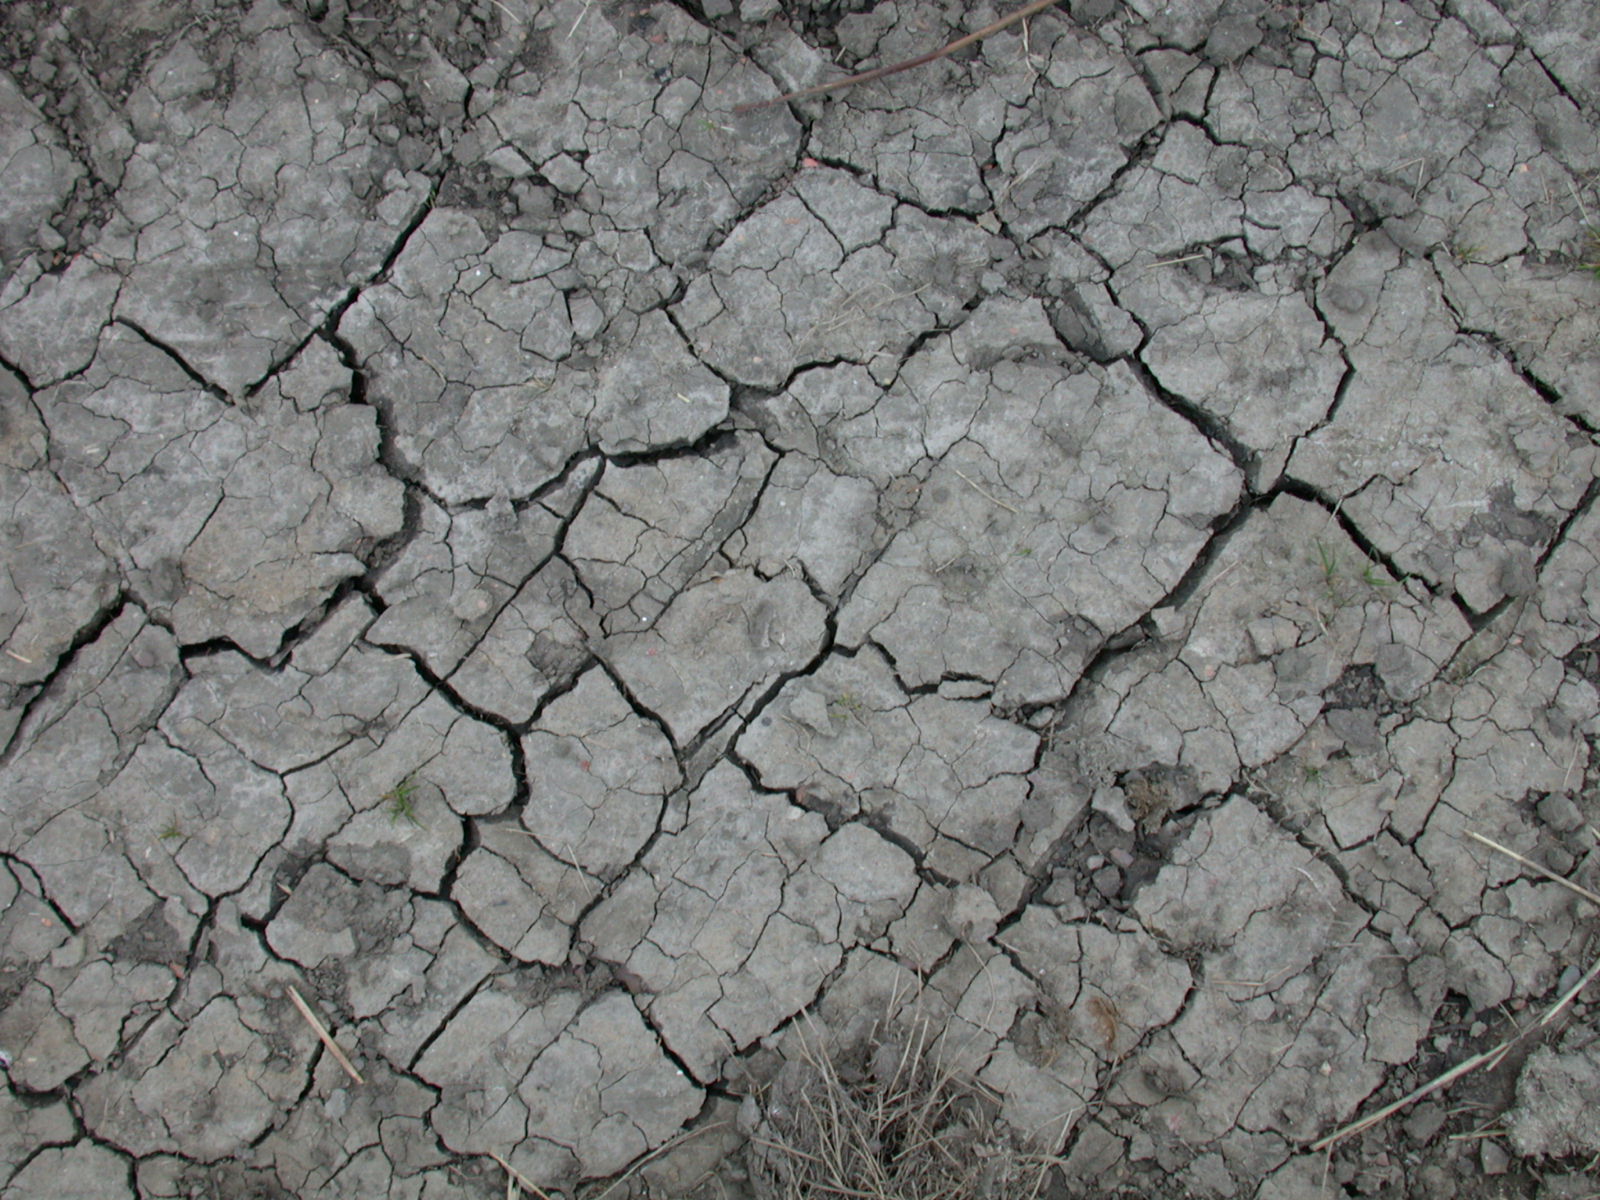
[[747, 1015, 1058, 1200]]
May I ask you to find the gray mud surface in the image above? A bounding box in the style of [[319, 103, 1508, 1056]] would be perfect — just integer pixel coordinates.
[[2, 1, 1600, 1196]]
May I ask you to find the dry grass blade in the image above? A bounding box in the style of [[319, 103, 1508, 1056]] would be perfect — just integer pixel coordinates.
[[953, 468, 1019, 514], [286, 985, 365, 1086]]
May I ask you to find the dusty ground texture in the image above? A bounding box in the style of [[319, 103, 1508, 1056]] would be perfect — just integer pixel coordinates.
[[1, 0, 1599, 1196]]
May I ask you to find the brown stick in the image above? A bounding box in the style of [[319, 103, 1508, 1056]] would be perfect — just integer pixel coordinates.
[[734, 0, 1065, 113]]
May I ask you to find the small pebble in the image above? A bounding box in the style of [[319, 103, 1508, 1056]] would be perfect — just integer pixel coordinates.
[[1480, 1140, 1509, 1175], [1093, 865, 1123, 898]]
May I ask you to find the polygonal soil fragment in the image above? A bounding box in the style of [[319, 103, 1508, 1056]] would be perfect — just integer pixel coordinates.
[[730, 453, 880, 598], [417, 982, 585, 1170], [589, 310, 733, 455], [367, 492, 567, 676], [797, 4, 1058, 214], [2, 1142, 131, 1200], [453, 821, 595, 964], [288, 685, 514, 889], [0, 608, 193, 965], [835, 297, 1241, 704], [1508, 1033, 1600, 1158], [164, 602, 516, 907], [673, 171, 993, 387], [0, 447, 118, 697], [515, 993, 703, 1178], [0, 863, 75, 1085], [0, 603, 177, 821], [987, 21, 1161, 238], [100, 5, 432, 393], [565, 432, 775, 635], [266, 861, 497, 1072], [420, 984, 702, 1190], [341, 204, 729, 502], [79, 993, 317, 1161], [983, 906, 1192, 1143], [522, 667, 680, 879], [1210, 14, 1594, 264], [163, 600, 425, 774], [268, 863, 478, 1029], [1078, 123, 1246, 269], [0, 70, 83, 279], [1119, 263, 1347, 488], [1053, 494, 1469, 801], [100, 731, 290, 903], [468, 0, 800, 266], [336, 204, 581, 498], [1538, 502, 1600, 657], [738, 646, 1040, 880], [1126, 799, 1431, 1159], [0, 881, 183, 1093], [1437, 256, 1600, 426], [0, 255, 122, 387], [1216, 12, 1514, 226], [584, 762, 916, 1081], [249, 1054, 442, 1197], [600, 568, 827, 745], [448, 556, 600, 724], [325, 769, 463, 892], [38, 326, 403, 655], [1290, 234, 1597, 612], [1459, 0, 1600, 111]]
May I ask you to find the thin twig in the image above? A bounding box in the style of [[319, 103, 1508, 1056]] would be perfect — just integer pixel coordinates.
[[735, 0, 1065, 113], [286, 985, 365, 1085], [1466, 830, 1600, 910]]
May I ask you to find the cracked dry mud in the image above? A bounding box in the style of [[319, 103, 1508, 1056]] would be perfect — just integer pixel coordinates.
[[1, 0, 1599, 1196]]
